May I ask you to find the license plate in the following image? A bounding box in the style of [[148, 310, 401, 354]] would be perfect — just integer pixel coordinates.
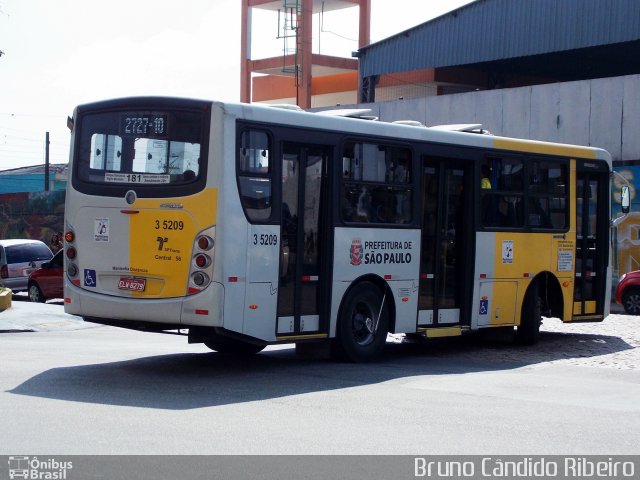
[[118, 277, 146, 292]]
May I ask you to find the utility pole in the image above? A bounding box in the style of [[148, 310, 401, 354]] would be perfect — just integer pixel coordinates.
[[44, 131, 50, 191]]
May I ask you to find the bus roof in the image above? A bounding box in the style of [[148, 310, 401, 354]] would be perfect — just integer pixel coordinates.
[[73, 96, 611, 167], [222, 100, 611, 166]]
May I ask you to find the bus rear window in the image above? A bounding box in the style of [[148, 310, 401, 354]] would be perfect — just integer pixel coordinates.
[[77, 109, 204, 186]]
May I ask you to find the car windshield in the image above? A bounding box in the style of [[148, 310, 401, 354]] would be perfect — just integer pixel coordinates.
[[49, 250, 63, 268], [6, 243, 52, 263]]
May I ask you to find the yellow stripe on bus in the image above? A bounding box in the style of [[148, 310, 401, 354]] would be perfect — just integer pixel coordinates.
[[420, 327, 462, 338], [493, 138, 597, 159]]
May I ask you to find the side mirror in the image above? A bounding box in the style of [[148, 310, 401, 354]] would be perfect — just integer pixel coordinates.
[[622, 185, 631, 214]]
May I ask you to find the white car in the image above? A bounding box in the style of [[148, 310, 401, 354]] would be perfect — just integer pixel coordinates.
[[0, 239, 53, 293]]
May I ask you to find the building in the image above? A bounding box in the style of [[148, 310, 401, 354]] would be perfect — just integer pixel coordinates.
[[356, 0, 640, 103], [0, 164, 68, 194], [240, 0, 370, 108]]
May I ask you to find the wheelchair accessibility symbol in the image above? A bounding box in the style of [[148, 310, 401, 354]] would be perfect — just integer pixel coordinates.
[[84, 269, 97, 287], [479, 298, 489, 315]]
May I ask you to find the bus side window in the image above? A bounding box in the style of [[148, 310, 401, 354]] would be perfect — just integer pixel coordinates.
[[528, 159, 568, 230], [341, 141, 412, 224], [481, 156, 524, 229], [238, 130, 272, 222]]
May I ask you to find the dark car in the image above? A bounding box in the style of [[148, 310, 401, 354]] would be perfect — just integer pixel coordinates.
[[615, 270, 640, 315], [27, 249, 64, 302]]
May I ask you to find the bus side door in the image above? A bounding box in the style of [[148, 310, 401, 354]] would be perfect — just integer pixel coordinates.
[[418, 156, 473, 327], [277, 143, 330, 339]]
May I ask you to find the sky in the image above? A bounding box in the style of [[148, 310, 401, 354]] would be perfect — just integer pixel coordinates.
[[0, 0, 474, 170]]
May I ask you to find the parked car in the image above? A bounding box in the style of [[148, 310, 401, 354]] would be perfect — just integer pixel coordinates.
[[615, 270, 640, 315], [27, 249, 64, 302], [0, 239, 53, 293]]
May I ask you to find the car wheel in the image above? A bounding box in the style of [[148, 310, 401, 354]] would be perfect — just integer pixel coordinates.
[[622, 288, 640, 315], [28, 282, 46, 303]]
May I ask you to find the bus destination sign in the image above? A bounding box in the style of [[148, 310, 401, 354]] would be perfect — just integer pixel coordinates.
[[120, 113, 168, 137]]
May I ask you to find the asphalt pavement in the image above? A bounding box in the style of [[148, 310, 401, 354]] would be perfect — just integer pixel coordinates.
[[1, 294, 638, 371]]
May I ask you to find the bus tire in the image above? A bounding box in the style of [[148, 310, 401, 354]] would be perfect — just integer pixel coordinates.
[[204, 335, 266, 355], [333, 282, 389, 362], [516, 282, 542, 345]]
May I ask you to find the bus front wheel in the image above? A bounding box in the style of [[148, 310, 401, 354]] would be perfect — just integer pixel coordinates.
[[334, 282, 389, 362]]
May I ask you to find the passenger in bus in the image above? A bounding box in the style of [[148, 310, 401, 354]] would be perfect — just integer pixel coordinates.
[[498, 196, 522, 227], [356, 187, 372, 221], [528, 198, 552, 228], [481, 165, 492, 189]]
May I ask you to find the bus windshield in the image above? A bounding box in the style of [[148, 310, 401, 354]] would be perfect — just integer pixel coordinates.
[[75, 109, 205, 186]]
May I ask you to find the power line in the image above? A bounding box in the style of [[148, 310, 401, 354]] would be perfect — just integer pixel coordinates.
[[0, 112, 64, 118]]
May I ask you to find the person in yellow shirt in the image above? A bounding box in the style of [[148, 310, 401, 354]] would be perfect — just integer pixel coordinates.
[[481, 165, 492, 189]]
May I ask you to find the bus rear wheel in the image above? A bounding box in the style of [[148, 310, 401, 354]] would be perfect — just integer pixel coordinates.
[[516, 282, 542, 345], [334, 282, 389, 362], [204, 334, 266, 355]]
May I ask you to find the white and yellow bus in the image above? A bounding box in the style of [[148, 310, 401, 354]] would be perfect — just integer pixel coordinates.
[[64, 97, 615, 361]]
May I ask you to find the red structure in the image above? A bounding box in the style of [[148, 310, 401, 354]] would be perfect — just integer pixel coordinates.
[[240, 0, 370, 108]]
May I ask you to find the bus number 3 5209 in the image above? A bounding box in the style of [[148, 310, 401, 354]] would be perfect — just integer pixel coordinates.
[[63, 97, 627, 362]]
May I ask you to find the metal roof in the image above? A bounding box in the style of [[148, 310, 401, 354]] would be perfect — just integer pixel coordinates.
[[359, 0, 640, 78]]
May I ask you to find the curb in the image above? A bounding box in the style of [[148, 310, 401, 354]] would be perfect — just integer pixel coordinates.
[[0, 296, 97, 332], [0, 288, 12, 311]]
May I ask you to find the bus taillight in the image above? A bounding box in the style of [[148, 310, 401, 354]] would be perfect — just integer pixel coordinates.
[[197, 235, 214, 250], [191, 271, 210, 287], [188, 227, 215, 295], [194, 254, 211, 268], [65, 229, 79, 280]]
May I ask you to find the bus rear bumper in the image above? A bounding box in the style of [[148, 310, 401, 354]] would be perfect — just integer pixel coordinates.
[[64, 280, 224, 328]]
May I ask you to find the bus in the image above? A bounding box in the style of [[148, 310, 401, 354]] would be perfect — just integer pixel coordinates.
[[63, 97, 617, 362]]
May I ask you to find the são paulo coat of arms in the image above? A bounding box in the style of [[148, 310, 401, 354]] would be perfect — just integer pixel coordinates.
[[350, 239, 363, 266]]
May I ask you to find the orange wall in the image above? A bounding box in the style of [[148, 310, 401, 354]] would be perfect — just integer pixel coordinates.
[[252, 72, 358, 103]]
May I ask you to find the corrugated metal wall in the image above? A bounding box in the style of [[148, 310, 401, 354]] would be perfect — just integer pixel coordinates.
[[359, 0, 640, 77], [351, 73, 640, 163]]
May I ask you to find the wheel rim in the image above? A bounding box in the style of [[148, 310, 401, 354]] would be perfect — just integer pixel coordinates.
[[625, 293, 640, 314], [29, 284, 41, 302], [351, 302, 376, 346]]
